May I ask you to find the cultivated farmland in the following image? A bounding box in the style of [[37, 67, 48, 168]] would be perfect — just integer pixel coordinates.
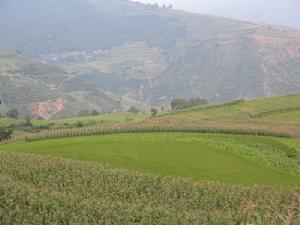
[[0, 152, 299, 225], [1, 133, 300, 186], [21, 94, 300, 142], [1, 95, 300, 224]]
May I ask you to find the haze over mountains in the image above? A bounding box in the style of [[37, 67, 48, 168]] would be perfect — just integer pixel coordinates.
[[0, 0, 300, 118], [0, 49, 119, 119], [137, 0, 300, 29]]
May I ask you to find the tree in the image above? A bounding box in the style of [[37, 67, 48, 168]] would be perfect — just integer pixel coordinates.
[[171, 97, 208, 111], [150, 108, 158, 118], [7, 109, 19, 119], [75, 121, 84, 127], [0, 128, 13, 141], [23, 115, 33, 127], [91, 110, 99, 116], [188, 98, 208, 107], [0, 100, 2, 118], [170, 98, 188, 111], [127, 106, 139, 114], [77, 110, 90, 117]]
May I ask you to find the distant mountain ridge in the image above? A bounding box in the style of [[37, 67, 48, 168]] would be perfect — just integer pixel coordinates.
[[196, 0, 300, 29], [138, 0, 300, 29], [0, 49, 119, 119], [0, 0, 300, 109]]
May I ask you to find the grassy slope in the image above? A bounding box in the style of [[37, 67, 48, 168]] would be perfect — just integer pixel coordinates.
[[33, 112, 147, 128], [5, 94, 299, 141], [1, 152, 299, 224], [1, 133, 299, 186], [2, 94, 298, 128], [167, 94, 300, 124], [0, 112, 147, 128], [127, 94, 300, 137], [1, 95, 299, 223]]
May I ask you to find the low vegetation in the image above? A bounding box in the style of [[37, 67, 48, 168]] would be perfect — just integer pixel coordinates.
[[1, 95, 300, 224], [2, 133, 300, 186], [0, 152, 299, 225], [0, 112, 147, 130], [1, 94, 299, 140], [0, 127, 12, 141], [24, 126, 291, 143]]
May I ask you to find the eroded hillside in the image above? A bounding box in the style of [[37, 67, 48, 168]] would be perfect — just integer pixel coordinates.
[[0, 0, 299, 107], [0, 49, 119, 118]]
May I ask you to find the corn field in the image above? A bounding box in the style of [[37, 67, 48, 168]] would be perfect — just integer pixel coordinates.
[[25, 124, 291, 142], [0, 152, 299, 225]]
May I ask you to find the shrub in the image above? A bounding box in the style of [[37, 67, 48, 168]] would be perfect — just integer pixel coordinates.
[[6, 108, 19, 119], [0, 128, 13, 141], [127, 106, 139, 114], [76, 121, 84, 128], [170, 98, 188, 111], [77, 110, 90, 117], [21, 115, 33, 127], [91, 110, 99, 116], [171, 97, 208, 111], [188, 97, 208, 107], [150, 108, 158, 118]]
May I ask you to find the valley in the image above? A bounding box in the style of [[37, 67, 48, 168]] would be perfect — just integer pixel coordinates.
[[0, 0, 300, 224]]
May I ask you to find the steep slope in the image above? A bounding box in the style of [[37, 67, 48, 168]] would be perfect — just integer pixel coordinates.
[[0, 0, 299, 105], [0, 49, 119, 119]]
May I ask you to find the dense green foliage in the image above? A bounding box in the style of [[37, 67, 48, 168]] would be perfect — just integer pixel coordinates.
[[2, 133, 300, 186], [0, 127, 12, 141], [0, 152, 299, 225], [6, 109, 19, 119], [170, 97, 208, 111], [24, 126, 291, 143], [127, 106, 139, 114]]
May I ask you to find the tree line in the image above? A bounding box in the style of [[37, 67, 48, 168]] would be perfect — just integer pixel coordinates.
[[170, 97, 208, 111]]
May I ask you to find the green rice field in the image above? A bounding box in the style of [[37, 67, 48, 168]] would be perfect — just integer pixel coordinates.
[[1, 133, 299, 186]]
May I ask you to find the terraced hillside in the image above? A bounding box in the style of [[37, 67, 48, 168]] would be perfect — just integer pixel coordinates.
[[125, 94, 300, 138], [1, 95, 300, 224], [17, 94, 300, 144], [0, 49, 120, 119], [1, 131, 300, 223], [1, 0, 299, 105]]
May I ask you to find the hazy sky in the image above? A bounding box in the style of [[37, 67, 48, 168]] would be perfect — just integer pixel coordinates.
[[134, 0, 300, 28], [135, 0, 230, 13]]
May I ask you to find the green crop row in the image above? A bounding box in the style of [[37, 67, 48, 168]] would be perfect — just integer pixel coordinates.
[[25, 126, 291, 142]]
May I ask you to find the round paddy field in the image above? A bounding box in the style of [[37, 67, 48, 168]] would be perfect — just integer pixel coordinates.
[[1, 133, 300, 186]]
